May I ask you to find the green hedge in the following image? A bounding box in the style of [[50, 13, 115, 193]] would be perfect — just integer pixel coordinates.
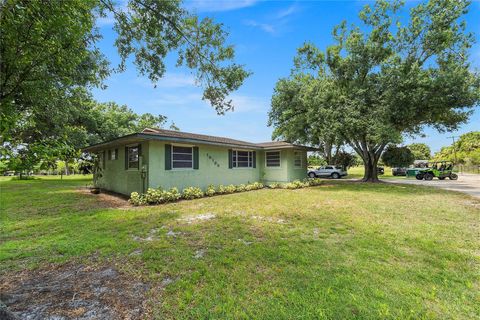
[[129, 179, 323, 206]]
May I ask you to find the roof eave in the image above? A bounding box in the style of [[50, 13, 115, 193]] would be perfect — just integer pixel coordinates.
[[82, 133, 263, 152]]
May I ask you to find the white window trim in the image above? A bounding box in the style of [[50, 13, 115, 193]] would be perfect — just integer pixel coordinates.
[[265, 150, 281, 168], [172, 145, 194, 170], [294, 151, 303, 169], [232, 149, 254, 169]]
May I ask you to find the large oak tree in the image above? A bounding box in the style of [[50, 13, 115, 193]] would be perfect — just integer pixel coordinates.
[[269, 0, 479, 181], [1, 0, 250, 144]]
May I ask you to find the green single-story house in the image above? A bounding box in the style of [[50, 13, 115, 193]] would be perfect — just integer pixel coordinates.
[[83, 128, 316, 195]]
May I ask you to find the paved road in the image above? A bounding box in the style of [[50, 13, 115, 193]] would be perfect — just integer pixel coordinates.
[[384, 173, 480, 199]]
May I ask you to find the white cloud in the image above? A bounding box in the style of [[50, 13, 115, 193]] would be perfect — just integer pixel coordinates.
[[145, 93, 204, 107], [243, 20, 276, 34], [95, 0, 130, 27], [185, 0, 257, 13], [228, 94, 269, 113], [275, 3, 300, 19], [243, 2, 301, 35]]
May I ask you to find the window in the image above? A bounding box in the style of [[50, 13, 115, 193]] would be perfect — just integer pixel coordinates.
[[294, 151, 302, 168], [266, 151, 281, 167], [108, 149, 118, 160], [325, 166, 334, 170], [127, 145, 139, 169], [172, 146, 193, 169], [233, 150, 253, 168]]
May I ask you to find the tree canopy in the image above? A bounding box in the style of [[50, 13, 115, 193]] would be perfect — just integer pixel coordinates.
[[1, 0, 249, 175], [432, 131, 480, 165], [1, 0, 250, 142], [381, 145, 415, 168], [269, 0, 480, 181], [408, 143, 431, 160]]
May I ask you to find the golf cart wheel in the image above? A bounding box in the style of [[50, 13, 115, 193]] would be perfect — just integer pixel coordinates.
[[449, 173, 458, 180], [438, 177, 446, 180], [415, 173, 424, 180], [331, 172, 340, 179], [424, 173, 434, 181], [308, 172, 316, 178]]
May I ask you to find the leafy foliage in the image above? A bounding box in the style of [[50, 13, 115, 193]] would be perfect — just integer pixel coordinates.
[[332, 151, 357, 170], [182, 186, 204, 200], [1, 0, 250, 172], [381, 145, 415, 168], [269, 0, 480, 182], [408, 143, 431, 160], [432, 131, 480, 165]]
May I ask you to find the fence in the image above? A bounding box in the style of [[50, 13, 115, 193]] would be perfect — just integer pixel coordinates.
[[456, 165, 480, 174]]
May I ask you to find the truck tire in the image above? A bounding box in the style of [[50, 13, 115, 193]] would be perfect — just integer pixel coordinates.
[[449, 173, 458, 180], [424, 173, 434, 181], [308, 172, 316, 178], [415, 173, 424, 180], [331, 172, 340, 179]]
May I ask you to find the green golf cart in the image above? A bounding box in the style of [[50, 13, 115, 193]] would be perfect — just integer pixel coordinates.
[[415, 161, 458, 181]]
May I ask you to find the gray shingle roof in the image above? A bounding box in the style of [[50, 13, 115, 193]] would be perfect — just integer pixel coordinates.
[[83, 128, 317, 152], [142, 128, 259, 148]]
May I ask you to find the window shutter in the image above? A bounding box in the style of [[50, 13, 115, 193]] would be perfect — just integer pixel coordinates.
[[253, 151, 256, 168], [102, 150, 106, 169], [115, 148, 118, 160], [165, 144, 172, 170], [228, 149, 233, 169], [125, 147, 128, 170], [193, 146, 199, 169], [108, 150, 111, 160]]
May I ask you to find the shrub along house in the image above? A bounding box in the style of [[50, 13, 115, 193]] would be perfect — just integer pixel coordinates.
[[83, 128, 315, 195]]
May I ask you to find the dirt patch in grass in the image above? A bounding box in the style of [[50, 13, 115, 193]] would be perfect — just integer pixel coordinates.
[[0, 261, 150, 320], [76, 188, 131, 209]]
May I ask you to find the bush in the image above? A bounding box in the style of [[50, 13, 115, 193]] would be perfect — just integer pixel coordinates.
[[182, 186, 204, 200], [205, 184, 216, 197], [145, 188, 162, 204], [246, 182, 264, 190], [225, 184, 236, 194], [129, 192, 146, 206], [236, 184, 246, 192], [129, 178, 317, 206], [305, 178, 322, 186], [164, 187, 181, 202], [282, 180, 308, 189], [217, 185, 227, 194], [268, 182, 281, 189]]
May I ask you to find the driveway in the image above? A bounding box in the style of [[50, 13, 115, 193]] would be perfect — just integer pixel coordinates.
[[384, 173, 480, 199]]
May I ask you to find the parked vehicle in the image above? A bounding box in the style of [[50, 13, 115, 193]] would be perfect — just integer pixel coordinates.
[[377, 166, 385, 175], [415, 161, 458, 181], [392, 167, 407, 176], [308, 165, 348, 179]]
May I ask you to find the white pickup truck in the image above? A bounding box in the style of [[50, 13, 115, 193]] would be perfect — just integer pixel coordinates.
[[307, 165, 348, 179]]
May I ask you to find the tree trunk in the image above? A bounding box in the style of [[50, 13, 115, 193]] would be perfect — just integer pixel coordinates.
[[362, 154, 380, 182], [349, 140, 387, 183], [323, 141, 332, 164]]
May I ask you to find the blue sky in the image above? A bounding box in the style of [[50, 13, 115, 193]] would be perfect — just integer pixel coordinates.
[[93, 0, 480, 152]]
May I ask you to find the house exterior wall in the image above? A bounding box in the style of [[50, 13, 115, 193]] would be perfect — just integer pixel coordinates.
[[95, 140, 308, 195], [148, 141, 261, 191], [95, 141, 149, 195], [261, 149, 308, 183]]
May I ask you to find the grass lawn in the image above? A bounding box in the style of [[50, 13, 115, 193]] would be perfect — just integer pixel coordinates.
[[0, 176, 479, 319]]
